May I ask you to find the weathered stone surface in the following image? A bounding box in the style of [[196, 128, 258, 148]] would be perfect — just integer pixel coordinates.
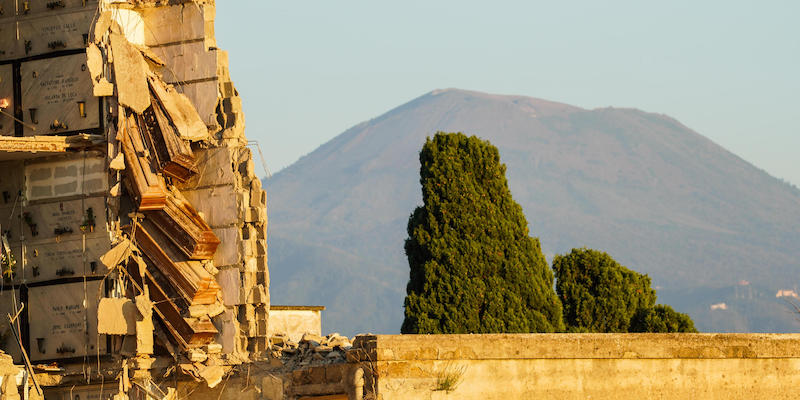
[[20, 53, 100, 136], [86, 43, 104, 81], [140, 4, 211, 46], [28, 280, 105, 361], [149, 77, 209, 141], [110, 33, 150, 113], [177, 147, 236, 189], [216, 267, 241, 306], [18, 9, 95, 58], [97, 298, 137, 335], [211, 226, 241, 271], [150, 41, 219, 83]]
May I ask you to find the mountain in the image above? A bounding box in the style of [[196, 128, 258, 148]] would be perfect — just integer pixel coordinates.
[[264, 88, 800, 335]]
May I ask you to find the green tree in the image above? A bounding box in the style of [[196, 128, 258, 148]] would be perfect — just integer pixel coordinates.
[[402, 132, 564, 334], [553, 248, 657, 332], [630, 305, 697, 333]]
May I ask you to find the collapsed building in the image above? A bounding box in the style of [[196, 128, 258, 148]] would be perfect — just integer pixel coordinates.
[[0, 0, 281, 397]]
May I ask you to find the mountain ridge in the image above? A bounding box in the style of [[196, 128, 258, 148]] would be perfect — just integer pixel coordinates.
[[265, 88, 800, 335]]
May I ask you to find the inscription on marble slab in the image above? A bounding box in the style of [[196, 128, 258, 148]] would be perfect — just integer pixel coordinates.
[[0, 1, 15, 20], [0, 290, 22, 363], [44, 385, 107, 400], [17, 9, 94, 58], [9, 234, 111, 283], [0, 20, 19, 62], [28, 280, 105, 361], [16, 0, 98, 16], [0, 64, 13, 135], [20, 52, 99, 136], [16, 196, 107, 241]]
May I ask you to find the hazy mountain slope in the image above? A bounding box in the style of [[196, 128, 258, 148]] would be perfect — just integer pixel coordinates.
[[265, 89, 800, 335]]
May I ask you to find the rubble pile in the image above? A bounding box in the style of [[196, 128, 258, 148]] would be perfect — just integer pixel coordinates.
[[271, 333, 354, 369]]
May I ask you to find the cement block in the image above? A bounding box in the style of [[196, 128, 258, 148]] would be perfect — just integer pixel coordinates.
[[176, 147, 236, 189], [24, 157, 106, 200], [182, 184, 239, 227], [217, 267, 241, 306], [212, 226, 241, 267], [150, 41, 219, 83], [141, 4, 210, 46]]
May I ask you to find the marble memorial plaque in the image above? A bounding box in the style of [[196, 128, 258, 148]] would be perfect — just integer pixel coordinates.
[[17, 9, 93, 57], [28, 280, 105, 361], [11, 234, 111, 283], [16, 0, 97, 16], [0, 0, 15, 20], [21, 53, 99, 135], [17, 196, 107, 241], [0, 289, 22, 363], [0, 19, 19, 62], [0, 64, 13, 135]]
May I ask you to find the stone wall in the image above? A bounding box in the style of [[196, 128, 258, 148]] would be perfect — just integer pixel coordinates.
[[268, 306, 324, 343], [352, 333, 800, 400]]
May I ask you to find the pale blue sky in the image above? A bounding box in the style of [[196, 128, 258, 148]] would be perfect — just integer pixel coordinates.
[[215, 1, 799, 186]]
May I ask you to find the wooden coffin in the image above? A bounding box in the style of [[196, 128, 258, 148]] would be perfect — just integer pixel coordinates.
[[125, 258, 217, 349], [145, 193, 220, 260], [128, 219, 220, 305], [121, 111, 167, 211], [137, 99, 197, 182]]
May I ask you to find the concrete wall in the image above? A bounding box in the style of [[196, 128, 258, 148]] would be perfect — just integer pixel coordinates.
[[268, 306, 324, 342], [353, 333, 800, 400]]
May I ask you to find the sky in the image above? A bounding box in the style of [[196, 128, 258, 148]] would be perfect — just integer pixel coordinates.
[[215, 1, 799, 186]]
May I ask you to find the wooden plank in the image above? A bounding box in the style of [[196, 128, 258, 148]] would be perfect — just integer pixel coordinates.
[[124, 257, 217, 349], [120, 111, 167, 211], [145, 193, 219, 260], [128, 219, 219, 305], [137, 99, 197, 182]]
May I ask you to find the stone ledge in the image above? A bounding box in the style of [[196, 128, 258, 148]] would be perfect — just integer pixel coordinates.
[[352, 333, 800, 361]]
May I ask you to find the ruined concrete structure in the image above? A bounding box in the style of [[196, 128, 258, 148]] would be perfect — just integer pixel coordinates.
[[0, 0, 272, 397]]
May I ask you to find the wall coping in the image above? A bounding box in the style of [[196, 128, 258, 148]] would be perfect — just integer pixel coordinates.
[[270, 305, 326, 311], [351, 333, 800, 361]]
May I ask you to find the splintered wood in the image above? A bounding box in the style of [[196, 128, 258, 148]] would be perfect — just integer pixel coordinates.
[[120, 111, 168, 211], [146, 193, 220, 260], [128, 219, 219, 305], [138, 100, 197, 182], [125, 257, 217, 349]]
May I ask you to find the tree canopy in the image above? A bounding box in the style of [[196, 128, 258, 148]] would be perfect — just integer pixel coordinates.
[[553, 247, 696, 333], [402, 132, 564, 334], [630, 305, 697, 333]]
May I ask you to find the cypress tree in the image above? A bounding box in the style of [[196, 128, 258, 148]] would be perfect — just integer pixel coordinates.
[[553, 248, 657, 332], [402, 132, 564, 334], [630, 304, 698, 333]]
